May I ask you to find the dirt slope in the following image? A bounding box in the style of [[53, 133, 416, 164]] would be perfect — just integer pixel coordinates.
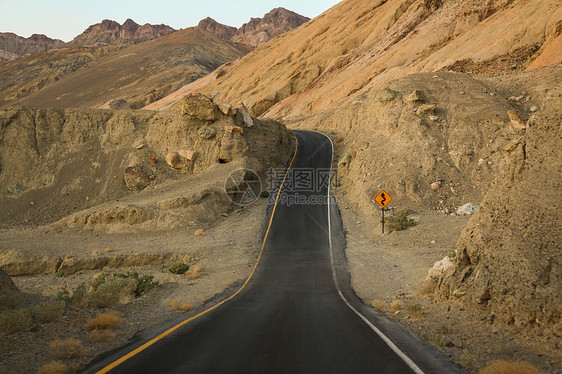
[[8, 28, 249, 110], [150, 0, 560, 117]]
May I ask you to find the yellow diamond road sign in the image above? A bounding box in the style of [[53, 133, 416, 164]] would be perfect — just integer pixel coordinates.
[[374, 190, 392, 208]]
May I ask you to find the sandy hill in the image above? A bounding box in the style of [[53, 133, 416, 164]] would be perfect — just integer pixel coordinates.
[[8, 28, 250, 109], [150, 0, 560, 117]]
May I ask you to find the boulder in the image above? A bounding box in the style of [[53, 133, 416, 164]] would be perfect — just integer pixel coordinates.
[[407, 89, 425, 102], [416, 103, 436, 116], [179, 150, 198, 162], [430, 181, 442, 191], [124, 166, 150, 191], [457, 203, 479, 215], [180, 93, 219, 121], [225, 126, 244, 134], [507, 110, 526, 130], [237, 102, 254, 127], [166, 153, 182, 169], [426, 256, 454, 280]]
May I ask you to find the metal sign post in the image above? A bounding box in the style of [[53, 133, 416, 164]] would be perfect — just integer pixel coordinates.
[[374, 190, 392, 234]]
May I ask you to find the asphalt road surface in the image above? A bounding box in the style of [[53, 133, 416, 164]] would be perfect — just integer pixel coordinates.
[[87, 130, 464, 374]]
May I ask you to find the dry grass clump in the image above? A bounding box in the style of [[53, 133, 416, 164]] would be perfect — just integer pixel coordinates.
[[390, 300, 405, 311], [36, 361, 67, 374], [371, 299, 386, 312], [193, 229, 205, 237], [90, 329, 116, 343], [64, 254, 72, 260], [185, 263, 205, 279], [0, 308, 31, 335], [31, 300, 65, 323], [0, 290, 25, 309], [49, 338, 86, 359], [405, 303, 423, 318], [92, 250, 100, 256], [167, 300, 192, 311], [479, 360, 544, 374], [86, 312, 122, 331], [104, 247, 113, 253], [168, 263, 189, 275], [460, 350, 476, 370]]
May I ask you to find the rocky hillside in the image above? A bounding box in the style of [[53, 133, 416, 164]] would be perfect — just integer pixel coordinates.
[[0, 95, 293, 228], [153, 0, 560, 118], [198, 8, 310, 47], [437, 66, 561, 332], [4, 28, 250, 109], [69, 19, 176, 47], [0, 33, 65, 61]]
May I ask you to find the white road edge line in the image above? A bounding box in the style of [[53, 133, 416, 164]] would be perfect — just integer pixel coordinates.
[[319, 131, 426, 374]]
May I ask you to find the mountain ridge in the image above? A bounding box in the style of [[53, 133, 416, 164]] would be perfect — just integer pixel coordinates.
[[198, 8, 310, 47]]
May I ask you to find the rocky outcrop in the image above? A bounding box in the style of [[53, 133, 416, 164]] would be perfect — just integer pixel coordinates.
[[69, 19, 175, 47], [232, 8, 310, 47], [0, 32, 65, 61], [198, 18, 237, 41]]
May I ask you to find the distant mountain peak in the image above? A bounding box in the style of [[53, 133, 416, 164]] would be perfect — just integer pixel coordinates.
[[199, 8, 310, 47], [70, 19, 175, 47]]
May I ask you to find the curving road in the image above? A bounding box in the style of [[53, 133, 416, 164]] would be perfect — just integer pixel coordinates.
[[86, 131, 464, 374]]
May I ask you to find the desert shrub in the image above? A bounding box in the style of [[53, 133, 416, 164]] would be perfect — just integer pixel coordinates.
[[479, 360, 543, 374], [460, 350, 476, 370], [36, 361, 67, 374], [385, 209, 416, 231], [31, 300, 65, 323], [49, 338, 86, 359], [90, 329, 116, 343], [185, 263, 205, 280], [0, 291, 25, 309], [56, 284, 87, 307], [86, 312, 122, 331], [104, 247, 113, 253], [405, 303, 423, 317], [168, 263, 189, 275], [371, 299, 385, 312], [84, 277, 136, 308], [167, 300, 192, 311], [112, 272, 158, 296], [436, 324, 449, 335], [390, 300, 405, 311], [0, 308, 31, 335]]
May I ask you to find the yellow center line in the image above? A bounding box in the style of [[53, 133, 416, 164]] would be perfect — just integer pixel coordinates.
[[96, 135, 299, 374]]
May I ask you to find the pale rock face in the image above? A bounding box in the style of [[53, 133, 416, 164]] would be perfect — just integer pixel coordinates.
[[456, 203, 479, 215], [426, 256, 454, 280]]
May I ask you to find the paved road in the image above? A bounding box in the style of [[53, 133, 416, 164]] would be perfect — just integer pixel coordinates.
[[87, 131, 463, 374]]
